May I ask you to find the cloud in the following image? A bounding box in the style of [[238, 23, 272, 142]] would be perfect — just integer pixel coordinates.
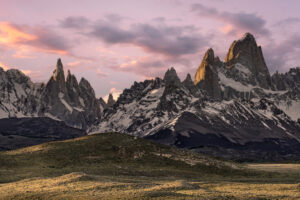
[[103, 87, 122, 102], [59, 16, 90, 29], [96, 68, 107, 78], [91, 21, 136, 44], [28, 26, 71, 55], [264, 34, 300, 73], [109, 56, 200, 80], [0, 22, 71, 56], [191, 3, 270, 37], [110, 56, 170, 78], [0, 61, 42, 79], [67, 61, 81, 67], [91, 22, 208, 58], [275, 18, 300, 27], [0, 62, 11, 71], [104, 14, 125, 23], [60, 16, 209, 58]]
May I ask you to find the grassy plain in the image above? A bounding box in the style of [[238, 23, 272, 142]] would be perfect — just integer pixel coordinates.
[[0, 133, 299, 199]]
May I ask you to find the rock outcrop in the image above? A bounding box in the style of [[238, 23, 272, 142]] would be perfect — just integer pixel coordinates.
[[164, 67, 181, 88], [194, 48, 222, 100], [107, 94, 116, 107], [271, 71, 286, 91], [0, 58, 102, 129], [225, 33, 272, 89]]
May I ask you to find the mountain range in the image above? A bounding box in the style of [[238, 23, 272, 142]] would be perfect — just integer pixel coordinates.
[[1, 33, 300, 161]]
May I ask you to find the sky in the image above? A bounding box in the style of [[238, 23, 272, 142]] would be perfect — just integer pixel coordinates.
[[0, 0, 300, 99]]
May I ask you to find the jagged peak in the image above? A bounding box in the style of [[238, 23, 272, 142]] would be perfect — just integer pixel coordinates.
[[53, 58, 65, 82], [225, 33, 258, 63], [66, 69, 74, 79], [107, 93, 115, 107], [163, 67, 181, 87], [6, 68, 26, 76], [99, 97, 106, 104], [240, 32, 256, 42], [56, 58, 63, 72], [79, 77, 96, 98], [79, 77, 90, 87], [204, 48, 215, 61], [66, 69, 79, 87], [182, 73, 195, 90], [5, 68, 32, 84], [194, 48, 216, 85], [224, 33, 272, 89], [183, 73, 193, 84]]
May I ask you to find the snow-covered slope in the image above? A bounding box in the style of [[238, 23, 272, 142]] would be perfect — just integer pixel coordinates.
[[0, 59, 102, 129], [0, 67, 42, 118]]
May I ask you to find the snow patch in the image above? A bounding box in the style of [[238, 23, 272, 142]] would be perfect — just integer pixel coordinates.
[[45, 113, 61, 121], [276, 101, 300, 121], [150, 89, 159, 94], [58, 92, 73, 113], [235, 63, 251, 75], [79, 97, 85, 107], [219, 72, 253, 92]]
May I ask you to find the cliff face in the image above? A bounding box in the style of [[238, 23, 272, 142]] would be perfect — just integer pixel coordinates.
[[194, 48, 214, 85], [194, 48, 222, 100], [225, 33, 272, 89]]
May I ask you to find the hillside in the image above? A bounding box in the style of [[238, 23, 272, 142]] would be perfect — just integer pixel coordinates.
[[0, 132, 300, 199], [0, 117, 85, 150]]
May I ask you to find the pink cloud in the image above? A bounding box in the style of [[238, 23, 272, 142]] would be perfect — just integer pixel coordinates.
[[0, 22, 71, 57], [96, 68, 107, 78], [191, 4, 270, 37], [103, 87, 122, 102]]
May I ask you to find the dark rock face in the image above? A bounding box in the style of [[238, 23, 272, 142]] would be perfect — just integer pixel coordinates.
[[107, 94, 115, 107], [0, 117, 85, 151], [271, 71, 286, 91], [164, 67, 181, 88], [225, 33, 272, 89], [146, 101, 300, 161], [78, 77, 101, 126], [99, 97, 107, 112], [278, 67, 300, 94], [42, 59, 70, 119], [182, 73, 198, 94], [66, 70, 81, 106]]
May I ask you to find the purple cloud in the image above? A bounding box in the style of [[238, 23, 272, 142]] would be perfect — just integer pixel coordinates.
[[0, 22, 72, 56], [59, 16, 90, 29], [60, 16, 210, 58], [109, 56, 170, 78], [264, 34, 300, 73], [191, 3, 270, 37]]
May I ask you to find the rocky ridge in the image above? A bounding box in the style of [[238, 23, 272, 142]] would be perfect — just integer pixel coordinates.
[[1, 33, 300, 160], [92, 33, 300, 161], [0, 59, 103, 129]]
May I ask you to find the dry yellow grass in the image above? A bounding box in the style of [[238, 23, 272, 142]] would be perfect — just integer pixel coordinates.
[[246, 163, 300, 174], [1, 133, 300, 199], [0, 172, 299, 200]]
